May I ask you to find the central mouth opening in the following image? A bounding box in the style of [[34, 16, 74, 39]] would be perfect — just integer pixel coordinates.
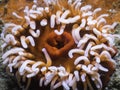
[[47, 35, 66, 49], [44, 31, 75, 58]]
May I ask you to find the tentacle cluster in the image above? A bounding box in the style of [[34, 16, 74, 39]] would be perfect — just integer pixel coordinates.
[[1, 0, 120, 90]]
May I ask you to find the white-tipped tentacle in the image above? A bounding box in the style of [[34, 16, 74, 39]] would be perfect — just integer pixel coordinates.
[[29, 29, 40, 38], [72, 27, 78, 44], [56, 10, 62, 24], [81, 72, 86, 82], [19, 60, 35, 75], [84, 42, 94, 57], [74, 70, 80, 81], [40, 19, 48, 26], [27, 61, 45, 78], [8, 56, 22, 72], [95, 63, 108, 72], [77, 34, 98, 48], [80, 18, 86, 28], [54, 24, 66, 35], [96, 14, 109, 21], [93, 28, 102, 38], [72, 0, 81, 6], [58, 15, 80, 24], [102, 22, 118, 30], [97, 18, 106, 28], [53, 82, 62, 90], [44, 7, 49, 13], [82, 11, 93, 17], [24, 16, 31, 25], [68, 77, 76, 87], [74, 56, 90, 65], [62, 81, 70, 90], [80, 5, 92, 12], [2, 48, 24, 59], [20, 36, 35, 48], [50, 76, 58, 90], [37, 7, 44, 12], [87, 16, 97, 26], [30, 21, 36, 30], [12, 12, 23, 19], [61, 10, 70, 19], [29, 9, 42, 15], [93, 8, 102, 15], [12, 25, 23, 35], [4, 23, 16, 29], [24, 6, 29, 16], [50, 14, 56, 28], [39, 77, 45, 87], [75, 2, 82, 10], [91, 43, 116, 54], [42, 48, 52, 66], [68, 49, 84, 58], [58, 66, 69, 78], [100, 50, 116, 64], [4, 34, 18, 45], [44, 72, 56, 86], [72, 24, 82, 44], [29, 14, 37, 19]]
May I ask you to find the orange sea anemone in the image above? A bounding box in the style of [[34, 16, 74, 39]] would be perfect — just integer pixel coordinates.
[[1, 0, 120, 90]]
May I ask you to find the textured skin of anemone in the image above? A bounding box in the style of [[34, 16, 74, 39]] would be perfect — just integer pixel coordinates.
[[0, 0, 120, 90]]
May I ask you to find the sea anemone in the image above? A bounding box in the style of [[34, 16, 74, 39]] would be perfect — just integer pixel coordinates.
[[1, 0, 120, 90]]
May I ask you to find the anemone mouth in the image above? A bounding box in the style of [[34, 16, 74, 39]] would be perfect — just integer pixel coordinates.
[[44, 31, 75, 58], [1, 0, 119, 90], [46, 32, 69, 49]]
